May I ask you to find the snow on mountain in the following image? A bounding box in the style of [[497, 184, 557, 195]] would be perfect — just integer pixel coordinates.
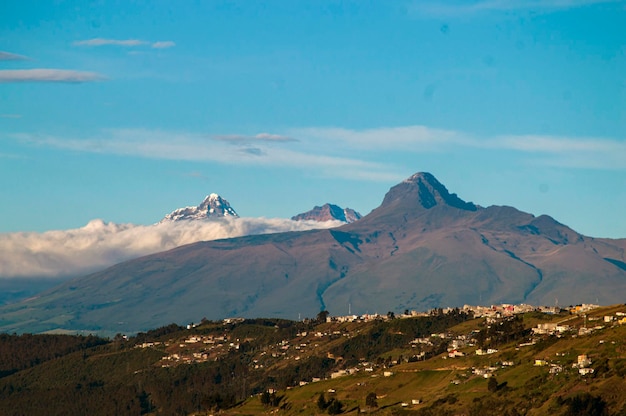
[[0, 193, 347, 279], [160, 194, 238, 222]]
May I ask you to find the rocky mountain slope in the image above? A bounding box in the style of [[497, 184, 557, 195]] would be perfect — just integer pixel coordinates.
[[292, 203, 362, 223], [1, 172, 625, 335]]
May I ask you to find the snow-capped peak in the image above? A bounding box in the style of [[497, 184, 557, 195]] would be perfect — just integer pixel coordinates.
[[160, 194, 239, 223]]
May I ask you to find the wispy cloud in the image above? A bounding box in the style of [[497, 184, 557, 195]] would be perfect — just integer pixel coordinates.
[[492, 134, 626, 169], [0, 217, 342, 278], [0, 51, 28, 61], [16, 128, 401, 181], [293, 126, 626, 170], [74, 38, 148, 47], [410, 0, 623, 17], [0, 69, 105, 83], [213, 132, 298, 144], [14, 125, 624, 185], [0, 114, 22, 119], [293, 125, 463, 151], [151, 41, 176, 49], [74, 38, 176, 49]]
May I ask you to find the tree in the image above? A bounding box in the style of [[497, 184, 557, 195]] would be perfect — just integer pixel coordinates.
[[564, 393, 608, 416], [317, 310, 330, 323], [260, 391, 271, 406], [317, 393, 328, 410], [327, 398, 343, 415], [487, 376, 498, 393], [365, 392, 378, 409]]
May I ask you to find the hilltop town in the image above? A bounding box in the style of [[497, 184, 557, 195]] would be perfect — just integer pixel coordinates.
[[2, 302, 626, 415]]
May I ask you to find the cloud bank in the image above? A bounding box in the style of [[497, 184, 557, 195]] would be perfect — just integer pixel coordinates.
[[0, 217, 342, 279]]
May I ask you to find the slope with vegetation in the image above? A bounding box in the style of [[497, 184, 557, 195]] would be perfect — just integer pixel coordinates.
[[1, 305, 626, 415]]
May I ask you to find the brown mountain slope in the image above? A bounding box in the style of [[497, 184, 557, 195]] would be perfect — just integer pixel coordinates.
[[1, 172, 625, 335]]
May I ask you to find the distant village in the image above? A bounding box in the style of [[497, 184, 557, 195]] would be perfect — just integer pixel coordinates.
[[134, 302, 626, 407]]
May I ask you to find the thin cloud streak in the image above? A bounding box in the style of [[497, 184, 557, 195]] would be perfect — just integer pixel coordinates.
[[0, 69, 106, 83], [16, 128, 401, 182], [0, 217, 342, 278], [74, 39, 176, 49], [293, 126, 626, 170], [493, 135, 626, 170], [14, 126, 625, 183], [0, 51, 28, 61], [152, 41, 176, 49], [74, 38, 148, 47], [410, 0, 623, 16], [293, 125, 463, 150], [213, 133, 298, 144]]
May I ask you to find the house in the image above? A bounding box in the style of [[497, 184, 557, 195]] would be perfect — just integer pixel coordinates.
[[331, 370, 347, 379], [549, 365, 563, 374], [579, 368, 595, 376], [448, 350, 465, 358], [577, 354, 592, 368], [534, 359, 548, 366]]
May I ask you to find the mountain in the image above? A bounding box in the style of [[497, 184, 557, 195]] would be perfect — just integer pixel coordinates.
[[292, 203, 362, 223], [160, 193, 238, 222], [2, 172, 625, 335]]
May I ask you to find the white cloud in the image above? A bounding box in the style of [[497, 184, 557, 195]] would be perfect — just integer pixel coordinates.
[[74, 38, 148, 47], [0, 217, 343, 279], [0, 114, 22, 119], [0, 69, 105, 83], [0, 51, 28, 61], [151, 41, 176, 49]]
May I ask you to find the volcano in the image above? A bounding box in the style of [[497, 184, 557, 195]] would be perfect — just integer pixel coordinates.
[[2, 172, 625, 335]]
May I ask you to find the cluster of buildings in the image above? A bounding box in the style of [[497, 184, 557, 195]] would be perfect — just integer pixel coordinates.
[[534, 354, 595, 376], [136, 333, 243, 367]]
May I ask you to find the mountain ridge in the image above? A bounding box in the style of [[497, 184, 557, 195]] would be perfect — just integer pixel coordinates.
[[292, 203, 362, 223], [1, 171, 625, 335]]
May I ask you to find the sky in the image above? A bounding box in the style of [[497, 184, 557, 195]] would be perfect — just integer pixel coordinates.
[[1, 0, 625, 243]]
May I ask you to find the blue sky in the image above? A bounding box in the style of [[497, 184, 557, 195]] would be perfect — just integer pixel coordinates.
[[1, 0, 625, 238]]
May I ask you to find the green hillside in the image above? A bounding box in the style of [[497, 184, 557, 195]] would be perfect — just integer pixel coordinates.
[[1, 305, 626, 415]]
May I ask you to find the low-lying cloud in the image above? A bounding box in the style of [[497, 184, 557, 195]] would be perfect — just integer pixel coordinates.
[[0, 218, 343, 279]]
